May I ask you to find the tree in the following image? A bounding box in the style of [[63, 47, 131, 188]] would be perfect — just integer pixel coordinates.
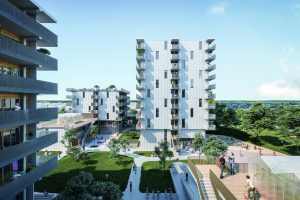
[[240, 103, 275, 139], [108, 138, 120, 160], [90, 125, 99, 146], [215, 103, 239, 128], [154, 141, 174, 171], [37, 48, 51, 55], [106, 85, 116, 90], [202, 136, 228, 157], [119, 137, 129, 155], [192, 133, 205, 159], [55, 171, 122, 200]]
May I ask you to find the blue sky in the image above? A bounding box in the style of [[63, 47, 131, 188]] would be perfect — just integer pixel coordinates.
[[36, 0, 300, 100]]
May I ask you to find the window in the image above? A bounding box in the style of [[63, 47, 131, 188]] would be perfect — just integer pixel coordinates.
[[156, 108, 159, 117], [113, 106, 115, 112], [156, 79, 159, 88], [164, 41, 168, 50], [164, 99, 167, 107], [107, 113, 109, 119], [199, 70, 202, 77], [89, 106, 91, 111], [83, 91, 85, 98], [182, 60, 185, 69], [182, 119, 185, 128], [101, 99, 103, 105], [190, 51, 194, 60], [199, 99, 202, 107], [182, 89, 185, 98], [147, 119, 150, 128], [76, 99, 79, 105], [199, 41, 202, 50], [164, 70, 167, 79], [191, 79, 194, 88], [147, 89, 151, 98], [190, 108, 194, 117], [107, 91, 109, 98], [156, 51, 159, 59]]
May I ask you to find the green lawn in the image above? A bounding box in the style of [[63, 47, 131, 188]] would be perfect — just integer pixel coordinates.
[[133, 151, 153, 157], [119, 131, 140, 141], [35, 152, 133, 192], [139, 160, 187, 193], [211, 127, 300, 155]]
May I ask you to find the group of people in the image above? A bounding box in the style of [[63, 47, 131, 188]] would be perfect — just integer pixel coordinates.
[[219, 152, 236, 179]]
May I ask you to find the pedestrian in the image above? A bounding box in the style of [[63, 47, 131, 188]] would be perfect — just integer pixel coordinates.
[[229, 152, 235, 175], [245, 175, 255, 199], [129, 181, 132, 192], [219, 154, 226, 179], [239, 150, 243, 157], [273, 151, 277, 156], [259, 150, 262, 156], [185, 172, 189, 182]]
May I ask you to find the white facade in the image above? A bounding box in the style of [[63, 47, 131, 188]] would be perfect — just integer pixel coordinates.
[[67, 88, 130, 123], [136, 39, 216, 149]]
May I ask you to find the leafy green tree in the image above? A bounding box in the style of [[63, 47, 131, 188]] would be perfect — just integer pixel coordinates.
[[119, 137, 129, 155], [202, 136, 228, 157], [55, 171, 122, 200], [89, 125, 99, 146], [154, 141, 174, 171], [192, 133, 205, 159], [37, 48, 51, 55], [215, 103, 239, 128], [108, 138, 120, 160], [240, 103, 275, 138]]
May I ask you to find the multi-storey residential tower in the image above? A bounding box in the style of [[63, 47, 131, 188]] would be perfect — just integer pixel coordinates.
[[136, 39, 216, 149], [0, 0, 58, 199], [67, 87, 130, 132]]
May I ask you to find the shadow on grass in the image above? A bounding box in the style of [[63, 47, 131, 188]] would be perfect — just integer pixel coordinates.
[[282, 145, 300, 155], [260, 135, 290, 146], [84, 159, 98, 165]]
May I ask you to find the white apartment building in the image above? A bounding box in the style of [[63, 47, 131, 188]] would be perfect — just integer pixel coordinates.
[[66, 87, 130, 132], [136, 39, 216, 150]]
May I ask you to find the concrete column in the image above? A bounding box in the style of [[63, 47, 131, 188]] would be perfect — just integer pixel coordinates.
[[26, 184, 34, 200]]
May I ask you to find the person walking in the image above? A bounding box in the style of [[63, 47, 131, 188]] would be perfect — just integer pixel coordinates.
[[219, 154, 226, 179], [129, 181, 132, 192], [245, 175, 255, 199], [229, 152, 235, 175], [185, 172, 189, 182]]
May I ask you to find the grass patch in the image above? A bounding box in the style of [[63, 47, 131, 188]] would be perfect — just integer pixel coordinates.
[[119, 130, 140, 141], [211, 127, 300, 155], [133, 151, 153, 157], [35, 152, 133, 192], [139, 160, 187, 193]]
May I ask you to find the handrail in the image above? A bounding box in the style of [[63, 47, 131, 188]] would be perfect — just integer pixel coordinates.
[[209, 169, 237, 200], [209, 169, 221, 200], [187, 157, 205, 200]]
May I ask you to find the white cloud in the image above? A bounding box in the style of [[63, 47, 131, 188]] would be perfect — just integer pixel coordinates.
[[209, 2, 229, 15], [257, 80, 300, 98]]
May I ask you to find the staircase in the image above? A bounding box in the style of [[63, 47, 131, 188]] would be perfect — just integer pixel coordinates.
[[200, 178, 217, 200]]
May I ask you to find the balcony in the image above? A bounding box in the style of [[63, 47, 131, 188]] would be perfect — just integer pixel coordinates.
[[0, 156, 57, 199], [171, 114, 179, 119], [0, 35, 57, 71], [206, 74, 216, 81], [136, 84, 145, 90], [136, 54, 146, 61], [136, 43, 145, 50], [208, 124, 216, 130], [136, 73, 145, 81], [0, 74, 57, 94], [171, 125, 179, 130], [208, 103, 216, 109], [209, 114, 216, 120], [205, 44, 216, 53], [0, 108, 57, 130], [136, 94, 144, 100], [205, 54, 216, 63], [207, 93, 216, 99], [171, 54, 180, 61], [136, 103, 144, 109], [136, 123, 144, 130], [136, 63, 146, 71], [92, 110, 98, 114], [66, 95, 73, 99], [171, 84, 179, 89], [171, 104, 179, 109], [206, 39, 215, 45], [206, 64, 216, 72], [171, 73, 179, 80], [91, 95, 98, 99], [136, 113, 144, 119], [171, 94, 179, 99], [171, 44, 180, 51], [0, 131, 57, 167], [171, 63, 180, 70], [91, 102, 98, 106], [0, 0, 57, 47], [206, 84, 216, 90]]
